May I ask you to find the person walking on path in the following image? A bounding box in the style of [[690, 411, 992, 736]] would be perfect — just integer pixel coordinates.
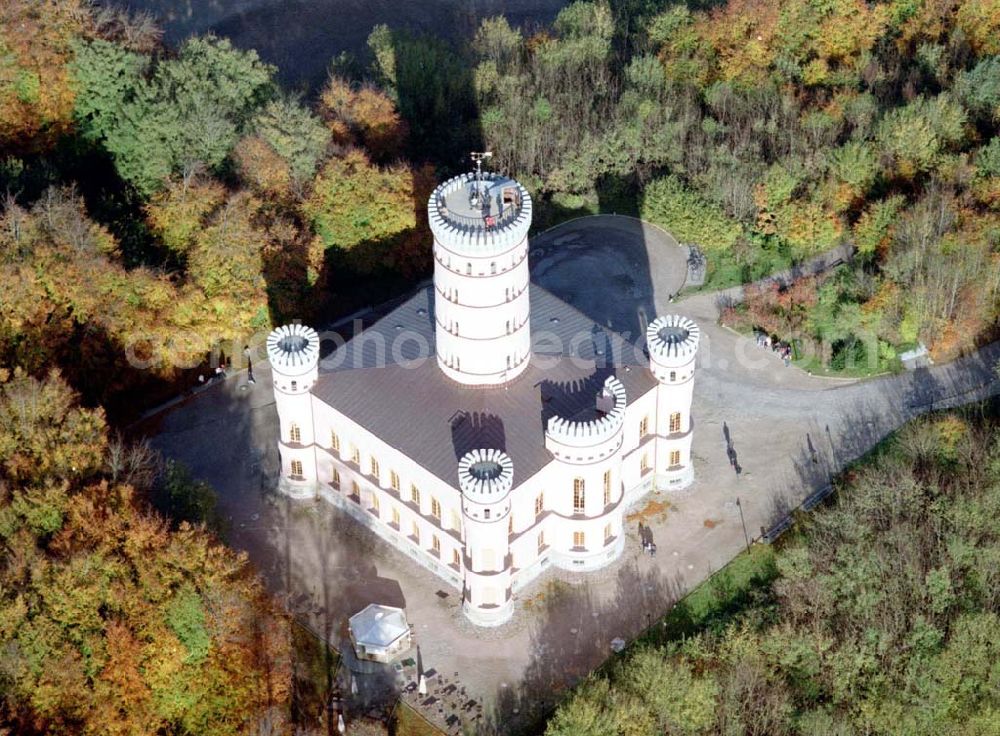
[[244, 345, 255, 384]]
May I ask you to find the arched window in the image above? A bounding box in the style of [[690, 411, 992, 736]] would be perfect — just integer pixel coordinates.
[[573, 479, 585, 513], [466, 262, 472, 275], [289, 424, 301, 443], [669, 412, 682, 433], [490, 261, 497, 274], [331, 468, 340, 490]]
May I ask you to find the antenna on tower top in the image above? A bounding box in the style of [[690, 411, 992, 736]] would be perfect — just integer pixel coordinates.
[[469, 151, 493, 208]]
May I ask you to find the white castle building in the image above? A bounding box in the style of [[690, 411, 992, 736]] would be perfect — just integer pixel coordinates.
[[267, 171, 699, 626]]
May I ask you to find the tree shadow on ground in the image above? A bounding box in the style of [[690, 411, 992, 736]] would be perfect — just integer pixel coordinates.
[[477, 558, 688, 735]]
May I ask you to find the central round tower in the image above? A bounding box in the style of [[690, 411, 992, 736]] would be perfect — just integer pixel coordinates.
[[429, 172, 533, 386]]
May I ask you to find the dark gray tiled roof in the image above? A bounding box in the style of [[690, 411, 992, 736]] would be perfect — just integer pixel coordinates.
[[312, 285, 656, 489]]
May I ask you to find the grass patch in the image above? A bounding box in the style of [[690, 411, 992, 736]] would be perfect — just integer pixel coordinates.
[[391, 700, 446, 736], [647, 543, 778, 645], [683, 246, 795, 294]]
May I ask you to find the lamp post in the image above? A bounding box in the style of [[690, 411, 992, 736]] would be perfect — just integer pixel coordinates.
[[736, 497, 751, 554]]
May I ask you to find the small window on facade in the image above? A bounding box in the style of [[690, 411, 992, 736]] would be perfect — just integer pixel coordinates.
[[390, 470, 400, 491], [484, 508, 491, 520], [466, 262, 471, 275], [670, 450, 681, 466], [351, 446, 360, 464], [670, 412, 681, 433], [370, 457, 380, 480], [452, 548, 461, 566], [410, 484, 421, 507], [331, 431, 340, 452], [669, 371, 676, 381], [604, 523, 613, 542], [450, 509, 461, 531], [508, 517, 513, 535], [411, 521, 420, 544], [603, 470, 612, 506], [370, 493, 380, 513], [289, 424, 301, 443], [534, 492, 544, 517], [537, 530, 545, 551], [432, 534, 441, 553], [332, 468, 341, 490], [351, 480, 359, 497], [490, 261, 497, 274], [639, 416, 649, 437], [431, 497, 441, 519], [391, 506, 400, 526], [573, 479, 585, 513], [290, 459, 303, 477], [573, 530, 585, 548], [291, 380, 297, 391], [641, 453, 650, 472]]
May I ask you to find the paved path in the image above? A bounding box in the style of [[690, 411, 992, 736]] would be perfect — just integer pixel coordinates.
[[141, 215, 1000, 734]]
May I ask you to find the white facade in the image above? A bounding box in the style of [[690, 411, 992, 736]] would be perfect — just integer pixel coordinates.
[[268, 172, 700, 627]]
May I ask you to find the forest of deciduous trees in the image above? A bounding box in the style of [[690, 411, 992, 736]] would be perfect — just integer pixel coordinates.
[[0, 368, 294, 734], [2, 0, 1000, 732], [545, 408, 1000, 735]]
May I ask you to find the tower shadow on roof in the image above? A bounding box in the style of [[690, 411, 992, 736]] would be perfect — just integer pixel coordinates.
[[451, 411, 507, 461]]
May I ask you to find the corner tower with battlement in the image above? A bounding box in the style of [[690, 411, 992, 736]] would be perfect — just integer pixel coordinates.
[[429, 171, 532, 386], [267, 324, 320, 499], [647, 315, 700, 489]]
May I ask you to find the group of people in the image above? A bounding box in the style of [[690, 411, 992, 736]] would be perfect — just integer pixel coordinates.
[[754, 330, 794, 367], [637, 521, 657, 556]]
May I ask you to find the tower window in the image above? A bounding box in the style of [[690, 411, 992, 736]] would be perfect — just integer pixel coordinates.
[[506, 320, 511, 334], [670, 412, 681, 433], [490, 261, 497, 274], [289, 424, 301, 443], [604, 523, 613, 543], [508, 516, 514, 535], [537, 530, 546, 552], [451, 509, 461, 531], [641, 453, 650, 472], [639, 416, 649, 437], [484, 508, 491, 520], [573, 479, 585, 513], [670, 371, 676, 381], [670, 450, 681, 466], [603, 470, 611, 506], [290, 460, 303, 478], [573, 530, 586, 548], [466, 262, 471, 274], [291, 380, 297, 390], [330, 431, 340, 452]]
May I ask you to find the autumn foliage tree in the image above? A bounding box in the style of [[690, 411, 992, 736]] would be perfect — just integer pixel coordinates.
[[0, 369, 293, 735]]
